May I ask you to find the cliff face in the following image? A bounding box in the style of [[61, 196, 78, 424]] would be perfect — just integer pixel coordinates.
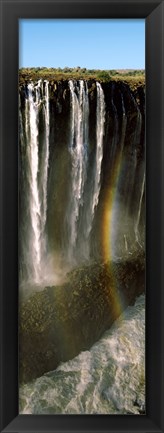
[[19, 79, 145, 270]]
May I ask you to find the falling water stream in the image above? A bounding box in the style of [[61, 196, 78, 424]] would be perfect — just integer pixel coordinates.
[[19, 79, 145, 282], [20, 81, 50, 284], [89, 82, 105, 228], [67, 80, 89, 261]]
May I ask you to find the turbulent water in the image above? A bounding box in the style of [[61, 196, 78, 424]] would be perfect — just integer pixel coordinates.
[[19, 294, 145, 415]]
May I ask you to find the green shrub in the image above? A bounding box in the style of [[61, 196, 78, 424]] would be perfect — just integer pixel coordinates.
[[97, 71, 110, 82]]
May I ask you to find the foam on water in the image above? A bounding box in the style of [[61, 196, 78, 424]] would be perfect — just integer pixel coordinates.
[[19, 294, 145, 415]]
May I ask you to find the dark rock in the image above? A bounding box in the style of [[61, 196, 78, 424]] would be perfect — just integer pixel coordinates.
[[19, 79, 145, 257]]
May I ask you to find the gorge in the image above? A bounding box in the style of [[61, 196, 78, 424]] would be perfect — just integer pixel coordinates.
[[19, 77, 145, 386]]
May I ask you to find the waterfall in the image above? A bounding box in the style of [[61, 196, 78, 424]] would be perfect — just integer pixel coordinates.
[[122, 93, 142, 251], [26, 82, 41, 281], [67, 80, 89, 262], [86, 82, 105, 240], [120, 93, 127, 152], [19, 78, 145, 283], [93, 82, 105, 212], [19, 76, 145, 416], [20, 80, 50, 283], [42, 81, 50, 228], [67, 80, 105, 262], [110, 84, 119, 164], [130, 103, 143, 243], [130, 93, 142, 176], [111, 92, 128, 258]]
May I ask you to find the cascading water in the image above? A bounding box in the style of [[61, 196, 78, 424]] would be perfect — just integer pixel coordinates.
[[120, 93, 127, 152], [19, 80, 50, 284], [106, 88, 145, 258], [19, 78, 145, 281], [91, 83, 105, 219], [110, 92, 127, 258], [67, 80, 89, 263], [85, 82, 105, 240], [124, 96, 143, 253], [66, 80, 106, 262], [26, 82, 42, 281], [125, 92, 142, 211], [110, 84, 119, 165], [41, 81, 50, 229]]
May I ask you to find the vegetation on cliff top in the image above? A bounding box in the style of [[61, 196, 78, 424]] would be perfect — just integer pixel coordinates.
[[19, 67, 145, 91]]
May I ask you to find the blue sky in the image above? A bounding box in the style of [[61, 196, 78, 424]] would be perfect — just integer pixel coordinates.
[[19, 19, 145, 70]]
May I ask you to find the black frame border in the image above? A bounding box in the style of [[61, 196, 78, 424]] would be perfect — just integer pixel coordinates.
[[0, 0, 164, 432]]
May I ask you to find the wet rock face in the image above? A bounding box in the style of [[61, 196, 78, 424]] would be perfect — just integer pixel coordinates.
[[19, 254, 145, 384], [19, 79, 145, 258], [19, 80, 145, 161]]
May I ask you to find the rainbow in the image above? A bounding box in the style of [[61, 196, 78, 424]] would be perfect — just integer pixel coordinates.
[[101, 150, 125, 318]]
